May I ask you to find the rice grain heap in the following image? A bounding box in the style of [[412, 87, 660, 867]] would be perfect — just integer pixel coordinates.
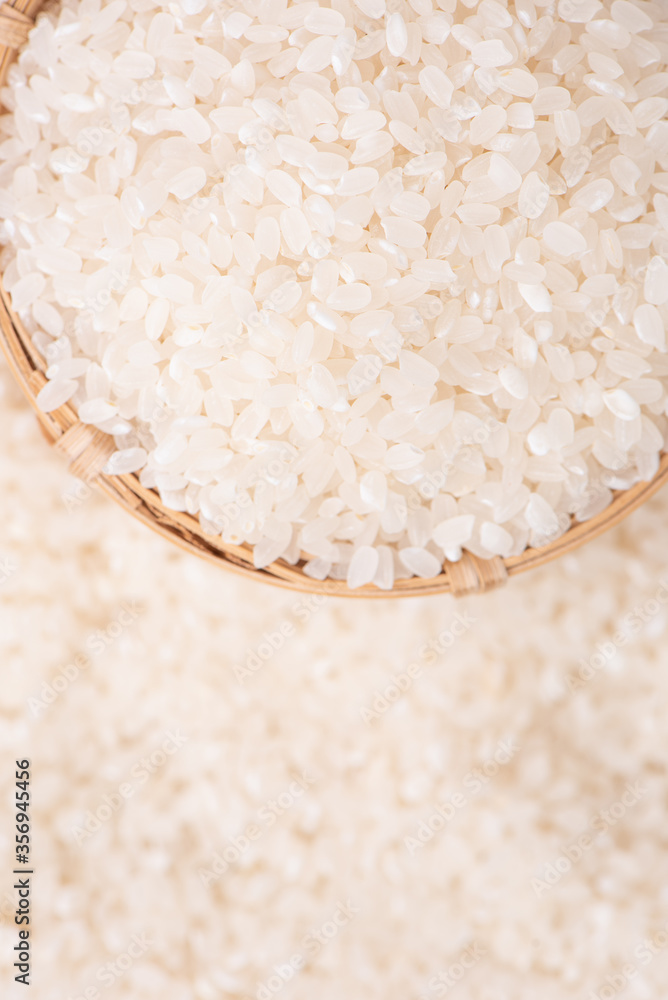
[[1, 0, 667, 588]]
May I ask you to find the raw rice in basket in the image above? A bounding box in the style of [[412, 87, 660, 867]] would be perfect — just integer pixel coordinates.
[[0, 0, 667, 588]]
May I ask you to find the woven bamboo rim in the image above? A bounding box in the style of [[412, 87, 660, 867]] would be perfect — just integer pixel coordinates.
[[1, 1, 667, 597]]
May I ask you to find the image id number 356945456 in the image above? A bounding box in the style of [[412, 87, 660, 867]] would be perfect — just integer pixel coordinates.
[[14, 759, 32, 986]]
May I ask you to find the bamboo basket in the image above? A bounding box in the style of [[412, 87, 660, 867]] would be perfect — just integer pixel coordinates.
[[1, 0, 667, 598]]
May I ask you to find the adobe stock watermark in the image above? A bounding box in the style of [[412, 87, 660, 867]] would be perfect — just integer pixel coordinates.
[[27, 603, 143, 716], [198, 770, 316, 886], [419, 942, 487, 998], [0, 555, 18, 585], [233, 596, 329, 683], [360, 611, 477, 724], [70, 731, 189, 845], [405, 739, 520, 855], [62, 476, 102, 513], [386, 415, 502, 520], [58, 79, 162, 173], [532, 781, 647, 896], [529, 476, 618, 550], [254, 899, 359, 999], [211, 446, 294, 537], [66, 933, 154, 1000], [588, 922, 668, 1000], [62, 397, 173, 512], [567, 578, 668, 693]]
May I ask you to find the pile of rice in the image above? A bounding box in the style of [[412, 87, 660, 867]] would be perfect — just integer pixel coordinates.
[[0, 0, 667, 587]]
